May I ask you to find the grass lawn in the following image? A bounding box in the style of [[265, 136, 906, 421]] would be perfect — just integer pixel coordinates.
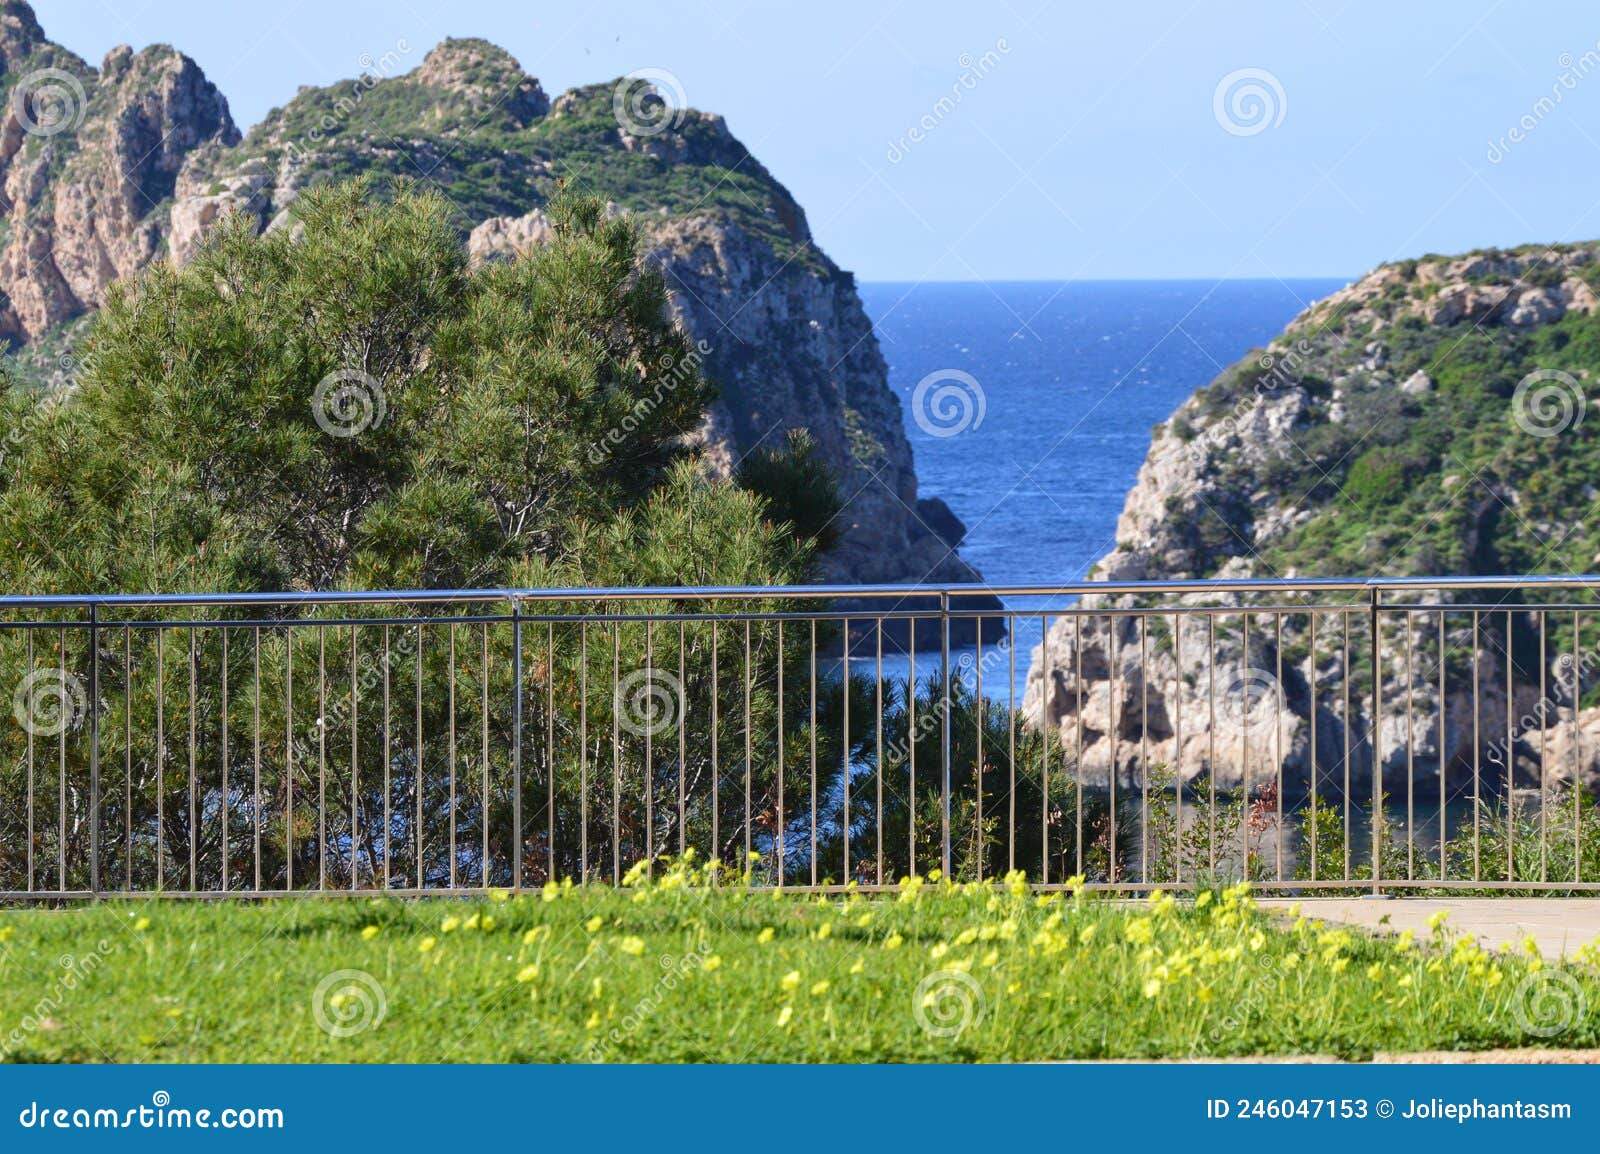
[[1, 861, 1596, 1062]]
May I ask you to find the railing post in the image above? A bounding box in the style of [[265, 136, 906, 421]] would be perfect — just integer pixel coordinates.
[[940, 591, 952, 880], [88, 602, 99, 897], [1368, 585, 1383, 898], [511, 595, 523, 892]]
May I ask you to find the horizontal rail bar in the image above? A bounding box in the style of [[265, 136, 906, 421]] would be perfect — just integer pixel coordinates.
[[0, 572, 1595, 610]]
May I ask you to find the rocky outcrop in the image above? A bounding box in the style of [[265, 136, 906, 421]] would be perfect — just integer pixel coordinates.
[[1024, 245, 1600, 798], [0, 7, 237, 341], [0, 5, 982, 598]]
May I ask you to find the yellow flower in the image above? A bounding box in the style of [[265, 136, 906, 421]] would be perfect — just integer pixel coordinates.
[[855, 912, 874, 928], [523, 927, 545, 945], [848, 956, 865, 975], [619, 936, 645, 956], [748, 851, 762, 863], [816, 921, 832, 941], [1078, 925, 1097, 946], [516, 964, 540, 983], [1195, 984, 1215, 1003], [585, 1011, 601, 1030], [1194, 891, 1213, 909], [585, 916, 604, 933], [1366, 962, 1383, 981], [981, 949, 1000, 968], [441, 915, 461, 933], [1282, 953, 1301, 970], [930, 943, 949, 961], [360, 925, 380, 941], [590, 978, 603, 1000], [1124, 919, 1153, 946], [1248, 932, 1266, 952], [1398, 974, 1413, 988], [810, 980, 830, 996], [490, 888, 510, 903], [1331, 957, 1350, 974], [541, 881, 560, 903], [1142, 978, 1162, 999], [463, 914, 480, 931], [1521, 934, 1540, 957], [776, 1005, 794, 1028], [419, 936, 437, 953], [132, 917, 150, 932], [780, 970, 801, 991], [1427, 910, 1449, 934], [702, 955, 722, 972], [884, 933, 904, 950], [756, 927, 775, 945], [480, 915, 496, 932], [1395, 929, 1416, 952]]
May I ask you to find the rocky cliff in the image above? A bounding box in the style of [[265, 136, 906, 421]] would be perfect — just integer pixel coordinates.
[[1023, 245, 1600, 799], [0, 3, 980, 594]]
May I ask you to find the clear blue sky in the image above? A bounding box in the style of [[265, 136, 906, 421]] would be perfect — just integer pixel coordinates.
[[29, 0, 1600, 281]]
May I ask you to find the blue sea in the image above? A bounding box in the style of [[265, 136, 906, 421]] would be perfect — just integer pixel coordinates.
[[858, 278, 1349, 695]]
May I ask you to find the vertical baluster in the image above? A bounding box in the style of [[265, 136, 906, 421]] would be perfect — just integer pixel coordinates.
[[711, 621, 720, 871], [843, 618, 851, 883], [1140, 614, 1149, 885], [414, 623, 423, 890], [1275, 611, 1283, 883], [678, 621, 687, 861], [809, 619, 817, 887], [316, 626, 325, 893], [973, 617, 982, 882], [877, 618, 885, 885], [188, 627, 197, 893], [580, 622, 588, 883], [448, 622, 457, 889], [381, 624, 390, 891], [1405, 610, 1414, 881], [351, 624, 359, 891], [283, 627, 290, 892], [612, 622, 620, 885], [1438, 609, 1447, 882], [908, 621, 915, 878], [221, 628, 229, 892], [254, 626, 261, 893], [125, 626, 133, 892], [481, 622, 490, 886], [1040, 615, 1050, 886]]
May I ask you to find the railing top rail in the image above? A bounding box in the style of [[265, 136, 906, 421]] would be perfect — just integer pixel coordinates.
[[0, 573, 1594, 610]]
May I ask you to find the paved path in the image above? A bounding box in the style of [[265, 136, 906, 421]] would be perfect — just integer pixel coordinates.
[[1257, 899, 1600, 958]]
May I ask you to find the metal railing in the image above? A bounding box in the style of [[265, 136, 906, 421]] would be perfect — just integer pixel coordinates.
[[2, 575, 1599, 898]]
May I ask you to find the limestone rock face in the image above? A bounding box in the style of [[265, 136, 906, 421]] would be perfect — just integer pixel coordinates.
[[1023, 244, 1600, 798], [0, 25, 237, 340], [0, 4, 983, 594]]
